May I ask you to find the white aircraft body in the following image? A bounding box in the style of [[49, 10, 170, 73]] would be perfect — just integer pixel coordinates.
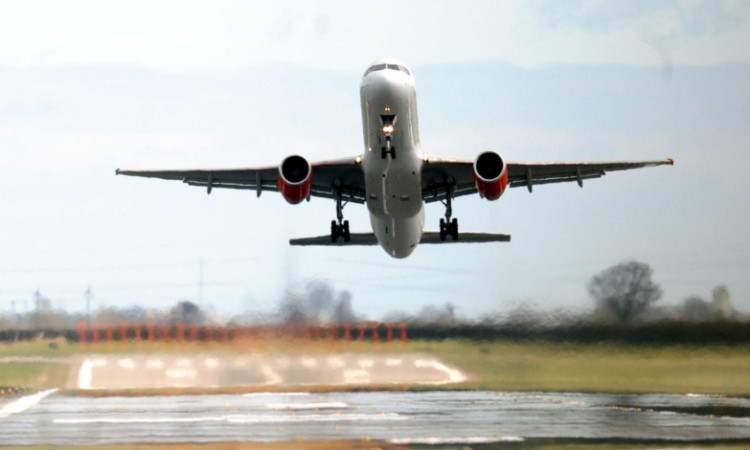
[[117, 58, 673, 258]]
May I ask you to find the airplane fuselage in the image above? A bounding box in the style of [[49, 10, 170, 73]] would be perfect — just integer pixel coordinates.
[[360, 59, 424, 258]]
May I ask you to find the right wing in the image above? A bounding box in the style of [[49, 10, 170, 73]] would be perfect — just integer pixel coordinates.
[[116, 157, 367, 203], [421, 157, 674, 202]]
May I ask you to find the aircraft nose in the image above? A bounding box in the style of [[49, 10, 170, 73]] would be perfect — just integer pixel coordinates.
[[364, 72, 411, 113]]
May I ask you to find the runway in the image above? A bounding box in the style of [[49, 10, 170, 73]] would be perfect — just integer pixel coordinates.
[[71, 353, 466, 389], [3, 390, 750, 446]]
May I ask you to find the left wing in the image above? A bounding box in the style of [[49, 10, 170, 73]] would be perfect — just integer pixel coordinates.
[[421, 157, 674, 203], [116, 157, 367, 203]]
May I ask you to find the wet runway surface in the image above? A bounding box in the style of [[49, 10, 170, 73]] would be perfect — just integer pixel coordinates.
[[3, 390, 750, 445]]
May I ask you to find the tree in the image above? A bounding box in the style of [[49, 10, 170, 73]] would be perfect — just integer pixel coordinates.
[[588, 260, 662, 323]]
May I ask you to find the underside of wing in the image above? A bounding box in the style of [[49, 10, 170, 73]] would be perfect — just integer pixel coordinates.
[[420, 156, 673, 201], [116, 156, 367, 203], [507, 159, 674, 192]]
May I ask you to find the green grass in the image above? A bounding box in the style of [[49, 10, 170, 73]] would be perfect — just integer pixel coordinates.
[[412, 339, 750, 396], [0, 362, 69, 390]]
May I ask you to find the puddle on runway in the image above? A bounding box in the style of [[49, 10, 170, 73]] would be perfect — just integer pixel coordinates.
[[2, 390, 750, 446]]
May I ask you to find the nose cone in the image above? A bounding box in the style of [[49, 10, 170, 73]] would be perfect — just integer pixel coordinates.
[[362, 70, 413, 114]]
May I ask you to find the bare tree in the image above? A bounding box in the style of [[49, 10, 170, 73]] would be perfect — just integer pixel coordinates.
[[588, 260, 662, 323]]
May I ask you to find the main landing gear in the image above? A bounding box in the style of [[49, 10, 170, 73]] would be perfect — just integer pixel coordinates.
[[331, 186, 350, 243], [439, 186, 459, 241]]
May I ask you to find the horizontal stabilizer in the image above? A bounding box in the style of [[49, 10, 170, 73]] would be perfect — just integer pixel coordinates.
[[289, 232, 511, 246], [290, 233, 379, 246]]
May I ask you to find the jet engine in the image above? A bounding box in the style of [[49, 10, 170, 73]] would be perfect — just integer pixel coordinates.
[[473, 151, 508, 200], [278, 155, 313, 204]]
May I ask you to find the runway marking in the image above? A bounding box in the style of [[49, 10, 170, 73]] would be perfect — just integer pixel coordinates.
[[0, 389, 58, 419], [117, 359, 135, 370], [358, 359, 374, 369], [300, 357, 317, 368], [77, 359, 106, 389], [242, 392, 310, 398], [386, 359, 402, 366], [261, 365, 282, 385], [166, 369, 197, 379], [146, 359, 164, 369], [266, 402, 349, 410], [176, 359, 193, 367], [327, 357, 345, 368], [204, 358, 218, 369], [344, 369, 370, 384], [414, 360, 466, 384], [390, 436, 524, 444], [55, 412, 408, 424]]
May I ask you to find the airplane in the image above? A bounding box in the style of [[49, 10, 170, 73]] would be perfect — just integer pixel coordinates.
[[117, 58, 674, 259]]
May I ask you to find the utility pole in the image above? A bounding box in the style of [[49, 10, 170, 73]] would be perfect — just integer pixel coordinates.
[[199, 258, 204, 306], [34, 289, 40, 329], [85, 286, 92, 328]]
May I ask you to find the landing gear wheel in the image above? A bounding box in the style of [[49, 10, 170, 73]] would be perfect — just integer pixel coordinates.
[[330, 187, 351, 243], [439, 184, 459, 241], [343, 220, 351, 243], [331, 220, 339, 242], [450, 218, 459, 241], [381, 146, 396, 159]]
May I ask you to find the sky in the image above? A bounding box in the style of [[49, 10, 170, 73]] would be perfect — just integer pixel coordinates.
[[1, 0, 749, 321]]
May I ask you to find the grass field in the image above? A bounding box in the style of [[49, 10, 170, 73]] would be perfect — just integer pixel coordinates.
[[2, 338, 750, 396]]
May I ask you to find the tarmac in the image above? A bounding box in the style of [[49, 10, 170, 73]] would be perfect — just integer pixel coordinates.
[[3, 390, 750, 446], [69, 352, 466, 389]]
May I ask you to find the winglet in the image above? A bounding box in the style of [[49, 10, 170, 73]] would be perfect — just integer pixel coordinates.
[[115, 168, 120, 175], [668, 158, 675, 165]]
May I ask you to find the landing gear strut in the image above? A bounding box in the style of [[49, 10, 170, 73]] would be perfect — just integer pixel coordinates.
[[439, 185, 458, 241], [381, 136, 396, 159], [330, 185, 350, 243]]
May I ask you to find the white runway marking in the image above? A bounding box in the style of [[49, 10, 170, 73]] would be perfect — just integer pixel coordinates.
[[55, 412, 408, 425], [358, 359, 374, 369], [166, 369, 197, 379], [344, 369, 370, 384], [386, 359, 402, 366], [176, 359, 192, 367], [146, 359, 163, 369], [414, 360, 466, 384], [204, 358, 218, 369], [300, 357, 317, 368], [327, 357, 345, 368], [242, 392, 310, 398], [390, 436, 524, 444], [261, 365, 282, 385], [266, 402, 349, 410], [0, 389, 58, 419], [117, 359, 135, 370], [78, 359, 106, 389]]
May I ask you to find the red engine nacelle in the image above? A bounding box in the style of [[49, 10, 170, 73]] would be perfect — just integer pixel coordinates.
[[473, 151, 508, 200], [278, 155, 313, 204]]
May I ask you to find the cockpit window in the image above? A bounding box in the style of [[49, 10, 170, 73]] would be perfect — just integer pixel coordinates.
[[364, 63, 411, 77], [364, 64, 386, 77]]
